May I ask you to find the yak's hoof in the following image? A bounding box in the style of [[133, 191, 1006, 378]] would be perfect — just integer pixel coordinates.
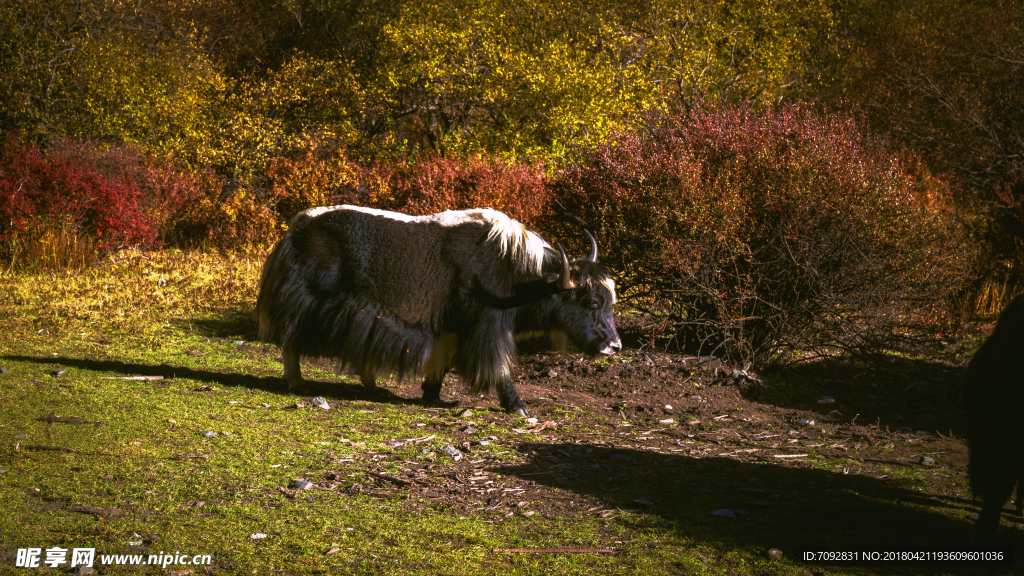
[[512, 407, 530, 418]]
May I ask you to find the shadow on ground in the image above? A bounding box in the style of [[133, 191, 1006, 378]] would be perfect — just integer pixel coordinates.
[[500, 441, 1019, 574], [0, 355, 427, 408]]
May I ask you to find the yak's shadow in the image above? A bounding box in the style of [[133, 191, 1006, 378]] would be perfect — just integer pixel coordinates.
[[498, 442, 1019, 574], [0, 355, 428, 408]]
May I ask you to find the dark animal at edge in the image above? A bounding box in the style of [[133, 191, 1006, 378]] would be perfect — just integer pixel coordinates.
[[966, 293, 1024, 543], [256, 205, 621, 417]]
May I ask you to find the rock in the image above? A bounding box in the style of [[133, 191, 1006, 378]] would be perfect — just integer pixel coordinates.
[[664, 404, 673, 410], [461, 426, 478, 434], [310, 397, 330, 409], [919, 456, 936, 466], [456, 409, 473, 418], [477, 440, 491, 447], [250, 533, 268, 539], [440, 445, 463, 461], [37, 329, 49, 335], [547, 370, 558, 378], [200, 431, 217, 438], [289, 479, 314, 490], [0, 366, 8, 374], [14, 433, 27, 439], [768, 548, 783, 561], [51, 369, 67, 377]]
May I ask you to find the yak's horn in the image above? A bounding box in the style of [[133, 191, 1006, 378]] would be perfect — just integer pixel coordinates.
[[585, 230, 598, 262], [557, 244, 575, 290]]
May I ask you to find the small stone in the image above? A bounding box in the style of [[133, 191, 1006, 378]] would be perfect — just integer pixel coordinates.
[[526, 417, 538, 424], [233, 340, 245, 345], [289, 479, 314, 490], [261, 403, 271, 408], [547, 370, 558, 378], [664, 404, 672, 410], [14, 433, 27, 439], [461, 426, 477, 434], [919, 456, 936, 466], [658, 419, 675, 424], [456, 409, 473, 418], [145, 534, 161, 543], [76, 567, 95, 575], [37, 329, 49, 335], [477, 440, 491, 447], [440, 445, 463, 461], [310, 397, 330, 409], [51, 369, 67, 377], [768, 548, 783, 561], [200, 431, 217, 438], [250, 533, 268, 539], [0, 366, 8, 374], [461, 441, 472, 452]]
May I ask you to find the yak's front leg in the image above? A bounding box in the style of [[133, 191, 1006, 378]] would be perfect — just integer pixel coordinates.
[[497, 379, 529, 418], [282, 345, 310, 394]]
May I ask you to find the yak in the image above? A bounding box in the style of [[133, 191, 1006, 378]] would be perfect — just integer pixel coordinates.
[[256, 205, 621, 417], [965, 293, 1024, 543]]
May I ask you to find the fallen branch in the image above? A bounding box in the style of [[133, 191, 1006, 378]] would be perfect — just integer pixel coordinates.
[[71, 505, 121, 516], [493, 547, 615, 554], [100, 375, 165, 380], [41, 414, 105, 425]]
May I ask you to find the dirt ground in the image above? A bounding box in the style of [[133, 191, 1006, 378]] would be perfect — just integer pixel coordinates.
[[248, 314, 1023, 573]]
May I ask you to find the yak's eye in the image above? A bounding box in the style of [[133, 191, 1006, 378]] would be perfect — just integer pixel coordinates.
[[586, 299, 600, 309]]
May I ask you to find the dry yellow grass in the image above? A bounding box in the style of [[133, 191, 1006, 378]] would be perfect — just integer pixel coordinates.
[[0, 247, 268, 337]]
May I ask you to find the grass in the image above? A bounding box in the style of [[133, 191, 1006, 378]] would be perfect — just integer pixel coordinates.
[[0, 248, 1009, 575]]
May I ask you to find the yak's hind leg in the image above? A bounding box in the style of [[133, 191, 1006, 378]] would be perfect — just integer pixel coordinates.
[[282, 345, 310, 394], [360, 369, 378, 389], [421, 332, 457, 405]]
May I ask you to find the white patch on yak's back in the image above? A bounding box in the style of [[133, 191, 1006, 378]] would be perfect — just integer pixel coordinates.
[[307, 205, 548, 276]]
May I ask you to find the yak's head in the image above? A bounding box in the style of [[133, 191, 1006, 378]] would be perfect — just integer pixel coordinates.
[[541, 232, 621, 358]]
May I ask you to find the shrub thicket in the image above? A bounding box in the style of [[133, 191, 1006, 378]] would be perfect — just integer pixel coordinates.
[[552, 101, 972, 365], [0, 137, 158, 267]]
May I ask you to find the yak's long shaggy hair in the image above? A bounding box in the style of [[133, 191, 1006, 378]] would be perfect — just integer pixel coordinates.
[[256, 205, 557, 392]]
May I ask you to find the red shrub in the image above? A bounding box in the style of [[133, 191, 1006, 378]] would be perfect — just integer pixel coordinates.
[[552, 100, 972, 365], [0, 136, 157, 252]]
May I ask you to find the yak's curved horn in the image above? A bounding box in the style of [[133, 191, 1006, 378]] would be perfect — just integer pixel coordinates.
[[585, 230, 598, 262], [557, 244, 576, 290]]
